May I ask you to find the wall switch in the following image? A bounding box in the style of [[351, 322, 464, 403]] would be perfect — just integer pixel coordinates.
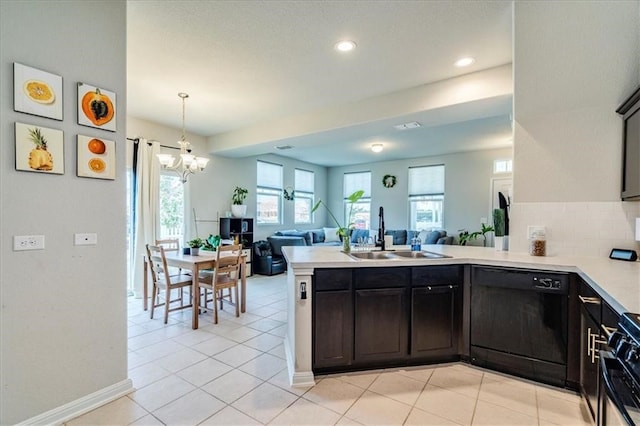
[[527, 226, 546, 239], [74, 233, 98, 245], [480, 217, 487, 224], [13, 235, 45, 251]]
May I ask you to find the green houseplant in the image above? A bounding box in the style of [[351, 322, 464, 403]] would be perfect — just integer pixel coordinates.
[[187, 237, 204, 255], [493, 208, 506, 251], [311, 190, 365, 253], [231, 186, 248, 217], [458, 223, 495, 247]]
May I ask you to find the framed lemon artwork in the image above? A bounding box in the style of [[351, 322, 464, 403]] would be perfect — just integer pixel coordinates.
[[14, 63, 63, 121], [77, 135, 116, 180]]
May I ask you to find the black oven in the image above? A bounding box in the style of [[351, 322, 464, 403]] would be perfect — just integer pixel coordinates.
[[598, 313, 640, 425]]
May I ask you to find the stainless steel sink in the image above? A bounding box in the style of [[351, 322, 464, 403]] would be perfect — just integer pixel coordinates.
[[347, 251, 399, 260], [347, 250, 450, 260], [392, 250, 451, 259]]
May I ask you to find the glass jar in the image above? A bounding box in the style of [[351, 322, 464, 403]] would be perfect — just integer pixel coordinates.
[[529, 231, 546, 256]]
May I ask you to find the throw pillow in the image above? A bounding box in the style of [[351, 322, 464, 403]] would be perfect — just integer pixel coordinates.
[[323, 227, 340, 242], [418, 230, 430, 243], [309, 229, 325, 243], [350, 228, 370, 243], [425, 230, 444, 244]]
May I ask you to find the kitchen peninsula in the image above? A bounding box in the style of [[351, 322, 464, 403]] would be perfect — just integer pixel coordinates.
[[282, 245, 640, 388]]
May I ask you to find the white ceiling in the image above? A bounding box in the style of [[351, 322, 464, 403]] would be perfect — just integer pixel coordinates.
[[127, 0, 514, 167]]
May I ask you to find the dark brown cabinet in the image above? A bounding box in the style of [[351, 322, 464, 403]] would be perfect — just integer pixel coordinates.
[[577, 279, 620, 422], [411, 266, 463, 359], [313, 269, 353, 369], [354, 267, 410, 363], [312, 265, 463, 373]]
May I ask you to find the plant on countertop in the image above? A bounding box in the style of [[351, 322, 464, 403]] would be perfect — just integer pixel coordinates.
[[458, 223, 495, 246], [311, 190, 365, 253], [493, 208, 506, 237], [232, 186, 248, 205], [187, 237, 205, 248]]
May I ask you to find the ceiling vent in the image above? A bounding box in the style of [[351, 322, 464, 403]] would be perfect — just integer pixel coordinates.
[[393, 121, 421, 131], [275, 145, 294, 150]]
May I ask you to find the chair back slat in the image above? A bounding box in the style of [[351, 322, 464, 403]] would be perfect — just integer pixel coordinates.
[[146, 244, 172, 284]]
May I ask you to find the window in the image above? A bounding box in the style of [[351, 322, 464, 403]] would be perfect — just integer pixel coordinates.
[[408, 165, 444, 230], [344, 171, 371, 229], [159, 174, 185, 242], [256, 160, 283, 224], [494, 159, 513, 174], [294, 169, 314, 224]]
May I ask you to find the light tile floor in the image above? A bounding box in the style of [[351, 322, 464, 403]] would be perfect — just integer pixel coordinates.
[[67, 274, 593, 425]]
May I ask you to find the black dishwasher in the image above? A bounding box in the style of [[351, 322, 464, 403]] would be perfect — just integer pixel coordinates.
[[470, 266, 569, 386]]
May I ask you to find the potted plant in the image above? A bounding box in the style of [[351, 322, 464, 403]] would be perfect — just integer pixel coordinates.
[[458, 223, 495, 246], [187, 237, 204, 256], [231, 186, 248, 217], [493, 208, 506, 251], [311, 190, 364, 253]]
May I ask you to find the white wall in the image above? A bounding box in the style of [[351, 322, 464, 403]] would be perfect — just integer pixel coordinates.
[[0, 1, 128, 424], [327, 148, 513, 241], [511, 1, 640, 254]]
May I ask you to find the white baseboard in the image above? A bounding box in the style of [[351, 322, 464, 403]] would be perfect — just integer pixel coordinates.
[[284, 334, 315, 388], [18, 379, 134, 426]]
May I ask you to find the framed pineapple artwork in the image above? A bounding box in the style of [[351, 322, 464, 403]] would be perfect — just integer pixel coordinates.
[[13, 63, 63, 121], [15, 122, 64, 175], [77, 82, 117, 132], [76, 135, 116, 180]]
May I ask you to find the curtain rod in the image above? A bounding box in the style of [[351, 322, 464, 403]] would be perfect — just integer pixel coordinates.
[[127, 137, 180, 151]]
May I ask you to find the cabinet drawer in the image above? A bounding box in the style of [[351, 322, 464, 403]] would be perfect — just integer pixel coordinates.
[[355, 267, 410, 289], [314, 268, 353, 292], [412, 265, 462, 287]]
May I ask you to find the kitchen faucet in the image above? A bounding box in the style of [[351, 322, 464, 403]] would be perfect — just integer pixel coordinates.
[[376, 206, 385, 250]]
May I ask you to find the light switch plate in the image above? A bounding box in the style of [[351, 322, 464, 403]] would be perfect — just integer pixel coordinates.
[[74, 233, 97, 245]]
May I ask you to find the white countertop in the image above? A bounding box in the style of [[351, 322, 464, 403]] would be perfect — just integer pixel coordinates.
[[283, 244, 640, 314]]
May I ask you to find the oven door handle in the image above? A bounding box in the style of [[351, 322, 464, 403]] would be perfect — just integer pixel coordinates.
[[599, 351, 635, 425]]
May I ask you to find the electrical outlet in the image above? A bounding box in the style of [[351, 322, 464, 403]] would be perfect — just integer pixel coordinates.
[[527, 226, 546, 239], [13, 235, 45, 251], [480, 217, 487, 224]]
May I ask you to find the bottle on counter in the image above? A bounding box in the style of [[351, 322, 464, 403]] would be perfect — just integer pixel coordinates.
[[411, 236, 422, 252], [529, 230, 546, 256]]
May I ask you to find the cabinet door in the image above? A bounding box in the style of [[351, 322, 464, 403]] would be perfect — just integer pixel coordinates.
[[580, 304, 600, 421], [354, 288, 408, 363], [314, 290, 353, 369], [412, 285, 460, 358]]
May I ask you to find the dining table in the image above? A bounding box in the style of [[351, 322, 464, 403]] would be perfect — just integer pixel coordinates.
[[143, 249, 247, 329]]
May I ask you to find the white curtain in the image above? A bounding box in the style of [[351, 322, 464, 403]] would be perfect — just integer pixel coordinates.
[[132, 139, 160, 298]]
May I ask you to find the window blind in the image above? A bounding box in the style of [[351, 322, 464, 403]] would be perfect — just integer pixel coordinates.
[[344, 171, 371, 198], [408, 165, 444, 196], [295, 169, 314, 193], [257, 160, 283, 190]]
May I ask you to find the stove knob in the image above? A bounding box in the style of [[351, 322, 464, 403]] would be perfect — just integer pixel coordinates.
[[625, 347, 639, 363]]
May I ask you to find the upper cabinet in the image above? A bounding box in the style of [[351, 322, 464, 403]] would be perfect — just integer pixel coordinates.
[[616, 86, 640, 201]]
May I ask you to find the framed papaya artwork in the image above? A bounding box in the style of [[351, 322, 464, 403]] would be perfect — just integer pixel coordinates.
[[76, 135, 116, 180], [77, 82, 116, 132], [15, 122, 64, 175], [14, 63, 63, 121]]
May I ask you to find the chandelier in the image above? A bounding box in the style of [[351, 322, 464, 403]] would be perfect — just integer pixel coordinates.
[[157, 92, 210, 183]]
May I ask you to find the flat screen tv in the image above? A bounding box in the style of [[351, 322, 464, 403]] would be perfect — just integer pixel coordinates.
[[616, 86, 640, 201]]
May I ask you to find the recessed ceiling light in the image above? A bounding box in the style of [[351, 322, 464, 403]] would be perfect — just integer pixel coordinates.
[[455, 57, 475, 67], [335, 40, 357, 52], [371, 143, 383, 153]]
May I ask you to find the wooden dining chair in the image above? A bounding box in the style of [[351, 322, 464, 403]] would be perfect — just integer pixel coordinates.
[[146, 244, 194, 324], [198, 244, 242, 324], [155, 238, 187, 305]]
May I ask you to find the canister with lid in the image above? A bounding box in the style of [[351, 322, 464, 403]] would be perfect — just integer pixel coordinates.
[[529, 229, 546, 256]]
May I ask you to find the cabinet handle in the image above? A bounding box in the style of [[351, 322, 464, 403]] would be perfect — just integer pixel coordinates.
[[600, 325, 616, 340], [579, 295, 600, 305], [587, 327, 593, 357]]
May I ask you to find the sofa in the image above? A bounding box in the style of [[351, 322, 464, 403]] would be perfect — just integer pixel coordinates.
[[385, 229, 454, 245]]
